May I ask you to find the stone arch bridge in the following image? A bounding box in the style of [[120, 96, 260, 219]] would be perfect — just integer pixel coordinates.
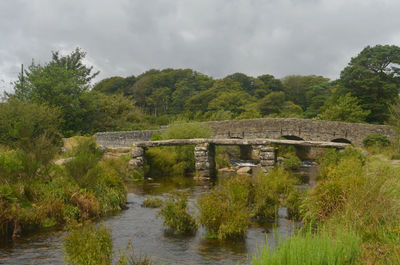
[[95, 118, 394, 148]]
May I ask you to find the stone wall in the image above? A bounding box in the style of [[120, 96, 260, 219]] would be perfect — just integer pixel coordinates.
[[95, 118, 395, 147], [95, 129, 164, 147]]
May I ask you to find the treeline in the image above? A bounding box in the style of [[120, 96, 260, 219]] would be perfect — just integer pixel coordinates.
[[3, 45, 400, 138]]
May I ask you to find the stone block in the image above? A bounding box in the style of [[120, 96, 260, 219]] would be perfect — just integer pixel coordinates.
[[260, 160, 275, 166], [194, 151, 206, 156], [195, 146, 208, 151], [131, 147, 144, 157], [260, 146, 275, 152], [259, 152, 275, 160]]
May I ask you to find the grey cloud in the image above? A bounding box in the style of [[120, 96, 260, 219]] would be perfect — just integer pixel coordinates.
[[1, 0, 400, 93]]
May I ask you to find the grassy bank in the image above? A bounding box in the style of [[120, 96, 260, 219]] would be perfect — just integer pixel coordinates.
[[251, 147, 400, 264], [0, 137, 129, 241]]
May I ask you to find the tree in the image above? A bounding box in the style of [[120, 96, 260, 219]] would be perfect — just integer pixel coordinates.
[[257, 91, 286, 116], [10, 48, 99, 136], [338, 45, 400, 123], [316, 93, 370, 123], [282, 75, 329, 110], [92, 75, 136, 95]]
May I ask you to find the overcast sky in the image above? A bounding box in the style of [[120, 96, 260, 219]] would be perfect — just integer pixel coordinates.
[[1, 0, 400, 93]]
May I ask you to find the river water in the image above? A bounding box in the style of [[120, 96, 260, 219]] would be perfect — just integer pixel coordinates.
[[0, 163, 318, 265]]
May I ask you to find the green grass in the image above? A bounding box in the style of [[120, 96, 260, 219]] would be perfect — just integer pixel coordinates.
[[251, 227, 361, 265]]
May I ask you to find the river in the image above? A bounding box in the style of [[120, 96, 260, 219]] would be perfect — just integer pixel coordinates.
[[0, 163, 317, 265]]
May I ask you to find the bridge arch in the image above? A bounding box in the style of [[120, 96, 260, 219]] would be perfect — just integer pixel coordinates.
[[281, 135, 304, 141], [331, 138, 352, 144]]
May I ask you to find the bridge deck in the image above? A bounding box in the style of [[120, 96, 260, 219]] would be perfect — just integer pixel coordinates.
[[134, 138, 348, 149]]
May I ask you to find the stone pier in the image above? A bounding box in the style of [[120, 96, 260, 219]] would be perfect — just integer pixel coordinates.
[[194, 143, 216, 179], [129, 146, 145, 170], [259, 146, 276, 172]]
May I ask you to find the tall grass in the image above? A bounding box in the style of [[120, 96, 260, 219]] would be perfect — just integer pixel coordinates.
[[251, 226, 361, 265], [158, 192, 198, 234], [302, 147, 400, 264]]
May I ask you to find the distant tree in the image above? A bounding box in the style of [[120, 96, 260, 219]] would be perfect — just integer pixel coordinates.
[[257, 91, 286, 116], [316, 93, 370, 123], [282, 75, 329, 110], [304, 83, 332, 118], [207, 90, 251, 117], [92, 75, 136, 95], [257, 74, 284, 92], [226, 73, 254, 93], [338, 45, 400, 123]]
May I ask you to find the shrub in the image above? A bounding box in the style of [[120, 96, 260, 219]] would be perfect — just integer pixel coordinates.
[[70, 191, 100, 220], [253, 168, 298, 219], [303, 155, 400, 264], [64, 223, 113, 265], [286, 189, 304, 221], [282, 152, 301, 170], [142, 197, 163, 208], [0, 100, 62, 158], [318, 147, 366, 180], [197, 176, 251, 239], [65, 137, 103, 187], [251, 226, 361, 265], [363, 133, 390, 147], [158, 192, 198, 234]]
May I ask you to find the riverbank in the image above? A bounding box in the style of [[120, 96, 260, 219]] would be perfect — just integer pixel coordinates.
[[0, 137, 130, 242]]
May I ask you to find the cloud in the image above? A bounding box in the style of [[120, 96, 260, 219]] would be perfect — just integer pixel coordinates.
[[1, 0, 400, 93]]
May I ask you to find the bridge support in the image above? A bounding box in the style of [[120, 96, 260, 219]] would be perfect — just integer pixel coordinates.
[[194, 143, 216, 179], [130, 146, 145, 169], [259, 146, 276, 172]]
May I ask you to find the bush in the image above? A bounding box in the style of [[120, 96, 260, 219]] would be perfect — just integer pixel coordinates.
[[64, 223, 113, 265], [253, 168, 298, 219], [282, 152, 301, 170], [197, 176, 251, 239], [65, 137, 103, 187], [0, 100, 62, 156], [318, 147, 366, 180], [142, 197, 163, 208], [251, 226, 361, 265], [158, 192, 198, 234], [363, 133, 390, 147], [303, 154, 400, 264], [286, 189, 304, 221]]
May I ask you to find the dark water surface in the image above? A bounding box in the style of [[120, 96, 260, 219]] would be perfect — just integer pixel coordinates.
[[0, 164, 317, 265]]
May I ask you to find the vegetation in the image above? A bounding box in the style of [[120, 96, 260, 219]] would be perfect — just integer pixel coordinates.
[[0, 136, 128, 240], [158, 192, 198, 234], [299, 148, 400, 264], [363, 133, 390, 147], [64, 223, 153, 265], [64, 223, 113, 265], [145, 122, 212, 177], [251, 226, 361, 265], [197, 171, 299, 239], [142, 196, 163, 208]]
